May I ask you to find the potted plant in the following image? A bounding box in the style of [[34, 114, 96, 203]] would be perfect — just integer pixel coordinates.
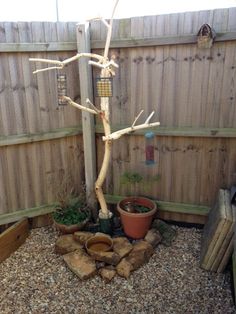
[[53, 198, 90, 234], [117, 171, 160, 239], [52, 175, 90, 234]]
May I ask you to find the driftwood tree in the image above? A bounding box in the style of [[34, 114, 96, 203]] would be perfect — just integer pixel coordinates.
[[29, 0, 160, 221]]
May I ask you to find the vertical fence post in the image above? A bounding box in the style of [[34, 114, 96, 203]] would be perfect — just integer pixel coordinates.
[[77, 22, 97, 218]]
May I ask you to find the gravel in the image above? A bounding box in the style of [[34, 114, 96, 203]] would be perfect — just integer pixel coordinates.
[[0, 225, 235, 314]]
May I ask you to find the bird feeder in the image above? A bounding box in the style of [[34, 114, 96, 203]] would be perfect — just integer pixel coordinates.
[[145, 131, 155, 165], [95, 77, 113, 97], [57, 74, 67, 105], [197, 24, 216, 49]]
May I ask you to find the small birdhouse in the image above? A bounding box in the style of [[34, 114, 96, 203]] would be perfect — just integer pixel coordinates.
[[197, 24, 216, 49]]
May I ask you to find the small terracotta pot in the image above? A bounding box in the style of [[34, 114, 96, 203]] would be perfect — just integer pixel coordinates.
[[117, 197, 157, 239]]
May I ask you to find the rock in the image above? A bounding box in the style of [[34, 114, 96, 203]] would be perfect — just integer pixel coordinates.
[[63, 250, 97, 280], [95, 232, 112, 238], [73, 231, 94, 245], [116, 241, 154, 278], [99, 267, 116, 283], [113, 237, 133, 258], [126, 240, 154, 270], [55, 235, 83, 255], [152, 219, 176, 246], [88, 250, 121, 266], [116, 258, 133, 279], [144, 229, 162, 248]]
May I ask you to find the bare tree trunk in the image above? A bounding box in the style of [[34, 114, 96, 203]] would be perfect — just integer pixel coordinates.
[[29, 0, 160, 220], [95, 69, 112, 217]]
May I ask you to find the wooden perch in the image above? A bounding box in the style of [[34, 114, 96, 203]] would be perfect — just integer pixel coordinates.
[[88, 59, 118, 70], [62, 96, 98, 115], [86, 98, 101, 113], [102, 112, 160, 141], [132, 110, 144, 127], [29, 52, 108, 74]]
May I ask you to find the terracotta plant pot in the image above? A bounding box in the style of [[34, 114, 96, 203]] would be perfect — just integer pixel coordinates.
[[117, 196, 157, 239]]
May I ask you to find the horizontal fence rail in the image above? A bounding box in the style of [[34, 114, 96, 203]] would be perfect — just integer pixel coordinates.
[[0, 125, 235, 147], [1, 31, 236, 52]]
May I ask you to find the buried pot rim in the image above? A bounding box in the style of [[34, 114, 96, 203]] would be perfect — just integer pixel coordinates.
[[117, 196, 157, 217]]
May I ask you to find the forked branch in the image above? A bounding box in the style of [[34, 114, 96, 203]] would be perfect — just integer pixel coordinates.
[[29, 52, 118, 74], [102, 111, 160, 141], [62, 96, 99, 115]]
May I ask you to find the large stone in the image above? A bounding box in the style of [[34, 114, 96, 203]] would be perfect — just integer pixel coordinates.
[[113, 237, 133, 259], [55, 235, 83, 255], [144, 229, 162, 248], [152, 219, 176, 246], [88, 250, 121, 266], [116, 241, 154, 278], [126, 240, 154, 270], [116, 258, 133, 279], [73, 231, 94, 245], [99, 267, 116, 283], [63, 250, 97, 280]]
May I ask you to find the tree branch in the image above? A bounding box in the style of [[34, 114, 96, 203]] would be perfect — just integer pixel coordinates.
[[33, 66, 64, 74], [62, 96, 98, 115], [132, 110, 144, 127], [144, 111, 155, 124], [88, 59, 118, 70], [102, 115, 160, 141], [29, 52, 105, 74], [86, 98, 101, 113], [103, 0, 120, 59]]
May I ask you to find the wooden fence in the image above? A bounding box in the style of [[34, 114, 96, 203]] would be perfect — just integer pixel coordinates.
[[0, 22, 84, 223], [0, 7, 236, 224], [93, 8, 236, 212]]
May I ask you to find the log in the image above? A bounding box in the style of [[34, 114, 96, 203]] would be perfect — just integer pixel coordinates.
[[0, 218, 29, 263]]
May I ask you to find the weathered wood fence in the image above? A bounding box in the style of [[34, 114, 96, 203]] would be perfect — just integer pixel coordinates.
[[0, 7, 236, 224], [0, 22, 84, 224]]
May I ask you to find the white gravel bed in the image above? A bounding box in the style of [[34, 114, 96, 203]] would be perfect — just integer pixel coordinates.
[[0, 225, 235, 314]]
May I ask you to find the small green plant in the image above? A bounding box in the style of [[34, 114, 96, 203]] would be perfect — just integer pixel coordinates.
[[120, 171, 161, 195], [133, 205, 150, 213], [53, 199, 89, 225], [120, 171, 143, 185]]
